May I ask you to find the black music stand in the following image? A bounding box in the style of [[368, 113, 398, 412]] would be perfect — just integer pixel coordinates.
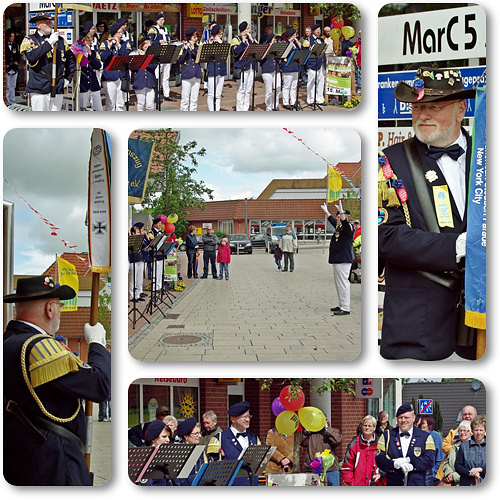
[[192, 459, 243, 486], [106, 54, 154, 111], [237, 444, 272, 486], [196, 42, 231, 111], [146, 44, 182, 110], [145, 232, 167, 318], [305, 43, 327, 111], [240, 43, 271, 111], [157, 239, 177, 307], [264, 41, 292, 111], [128, 234, 150, 329], [284, 48, 311, 111]]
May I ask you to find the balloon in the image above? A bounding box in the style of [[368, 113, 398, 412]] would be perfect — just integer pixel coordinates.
[[279, 385, 305, 412], [157, 214, 167, 224], [275, 410, 299, 435], [298, 406, 326, 432], [332, 16, 344, 29], [342, 26, 355, 38], [330, 28, 341, 40], [167, 214, 178, 223], [164, 222, 175, 234], [272, 397, 286, 416]]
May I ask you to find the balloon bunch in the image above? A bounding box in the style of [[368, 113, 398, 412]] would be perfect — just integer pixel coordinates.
[[156, 213, 179, 235], [272, 385, 326, 435]]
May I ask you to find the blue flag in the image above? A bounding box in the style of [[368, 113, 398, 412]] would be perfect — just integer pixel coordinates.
[[128, 137, 154, 203], [465, 86, 486, 329]]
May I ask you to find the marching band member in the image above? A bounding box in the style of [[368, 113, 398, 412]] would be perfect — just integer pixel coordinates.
[[118, 17, 135, 50], [130, 35, 157, 112], [148, 12, 175, 102], [78, 21, 103, 111], [232, 21, 256, 111], [5, 29, 20, 106], [304, 23, 326, 107], [206, 24, 227, 111], [99, 20, 132, 111], [178, 27, 201, 112], [281, 28, 301, 110], [260, 32, 281, 111]]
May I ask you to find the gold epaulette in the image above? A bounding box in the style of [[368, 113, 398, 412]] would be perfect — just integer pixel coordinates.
[[206, 435, 221, 454], [231, 36, 241, 47], [20, 36, 35, 54], [302, 39, 310, 48]]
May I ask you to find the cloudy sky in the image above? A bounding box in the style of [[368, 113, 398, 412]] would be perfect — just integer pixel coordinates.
[[3, 129, 94, 275], [176, 127, 360, 201]]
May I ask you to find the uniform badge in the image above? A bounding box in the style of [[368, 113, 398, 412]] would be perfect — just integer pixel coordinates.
[[425, 170, 438, 183], [414, 447, 421, 457], [378, 208, 388, 226]]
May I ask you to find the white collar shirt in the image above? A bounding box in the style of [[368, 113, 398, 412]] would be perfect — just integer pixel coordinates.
[[399, 426, 414, 457], [230, 425, 249, 451]]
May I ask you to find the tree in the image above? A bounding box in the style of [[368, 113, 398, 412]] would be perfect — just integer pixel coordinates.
[[312, 3, 361, 22], [134, 129, 214, 236], [258, 378, 358, 396]]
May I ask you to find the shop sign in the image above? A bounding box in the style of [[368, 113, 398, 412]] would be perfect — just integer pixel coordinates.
[[187, 3, 203, 18], [203, 5, 237, 15], [355, 378, 382, 398], [93, 3, 170, 12], [275, 9, 300, 17], [251, 4, 272, 17], [29, 10, 73, 27]]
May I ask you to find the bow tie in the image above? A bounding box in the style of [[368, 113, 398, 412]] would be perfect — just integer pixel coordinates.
[[236, 432, 248, 439], [399, 431, 410, 437], [426, 144, 465, 161]]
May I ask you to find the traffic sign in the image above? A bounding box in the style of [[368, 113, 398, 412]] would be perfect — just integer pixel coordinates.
[[418, 399, 433, 415]]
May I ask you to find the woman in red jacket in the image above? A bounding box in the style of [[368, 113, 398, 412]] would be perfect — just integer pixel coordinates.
[[341, 415, 386, 486], [216, 237, 231, 280]]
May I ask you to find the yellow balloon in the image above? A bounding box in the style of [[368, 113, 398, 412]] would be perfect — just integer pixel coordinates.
[[298, 407, 326, 432], [342, 26, 355, 38], [275, 410, 300, 435], [330, 28, 341, 40], [167, 214, 178, 223]]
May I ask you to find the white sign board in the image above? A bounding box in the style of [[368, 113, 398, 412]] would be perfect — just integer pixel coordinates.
[[379, 6, 486, 65], [355, 378, 382, 399]]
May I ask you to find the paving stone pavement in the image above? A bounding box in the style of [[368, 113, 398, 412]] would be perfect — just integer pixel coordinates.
[[128, 246, 361, 362], [90, 403, 112, 486]]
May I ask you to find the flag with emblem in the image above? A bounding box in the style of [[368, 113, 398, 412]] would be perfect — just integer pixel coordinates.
[[57, 255, 78, 311], [327, 165, 342, 202]]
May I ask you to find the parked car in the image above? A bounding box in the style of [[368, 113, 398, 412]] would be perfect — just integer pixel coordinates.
[[178, 235, 204, 252], [227, 234, 252, 254], [249, 233, 266, 248]]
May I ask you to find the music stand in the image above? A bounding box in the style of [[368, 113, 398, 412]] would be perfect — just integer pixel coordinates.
[[237, 444, 272, 486], [196, 43, 231, 112], [284, 48, 311, 111], [240, 43, 271, 111], [157, 239, 177, 307], [106, 54, 154, 111], [265, 41, 292, 111], [128, 234, 150, 329], [305, 43, 327, 111], [146, 44, 182, 110], [192, 459, 243, 486], [145, 232, 167, 318]]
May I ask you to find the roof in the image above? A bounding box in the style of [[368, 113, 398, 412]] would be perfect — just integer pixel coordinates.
[[44, 252, 91, 277]]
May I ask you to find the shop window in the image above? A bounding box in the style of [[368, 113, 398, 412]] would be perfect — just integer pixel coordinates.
[[383, 379, 397, 427], [218, 220, 233, 235], [142, 384, 170, 423], [128, 383, 140, 427], [173, 386, 199, 421]]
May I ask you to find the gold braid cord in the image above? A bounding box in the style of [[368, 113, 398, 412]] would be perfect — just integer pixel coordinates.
[[402, 202, 412, 227], [21, 334, 80, 423]]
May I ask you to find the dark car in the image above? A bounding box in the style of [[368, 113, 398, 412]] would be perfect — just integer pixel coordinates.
[[249, 233, 266, 248], [228, 234, 252, 254]]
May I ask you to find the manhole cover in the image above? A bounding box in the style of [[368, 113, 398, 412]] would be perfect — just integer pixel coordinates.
[[162, 335, 202, 345]]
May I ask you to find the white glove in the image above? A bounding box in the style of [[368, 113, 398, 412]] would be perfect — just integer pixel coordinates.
[[335, 199, 343, 213], [48, 32, 60, 46], [64, 79, 70, 89], [393, 457, 410, 469], [456, 232, 466, 263], [400, 462, 414, 473], [320, 202, 330, 215], [84, 322, 107, 347]]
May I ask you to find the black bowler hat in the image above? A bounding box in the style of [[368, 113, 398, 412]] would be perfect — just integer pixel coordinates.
[[394, 67, 476, 103], [3, 276, 76, 303], [177, 417, 198, 438], [396, 402, 414, 417], [284, 28, 296, 38], [79, 20, 94, 39], [145, 420, 167, 444], [239, 21, 248, 32], [185, 27, 196, 38], [31, 14, 52, 23], [311, 23, 321, 31], [145, 20, 155, 28], [228, 401, 250, 417], [336, 209, 351, 216], [211, 24, 222, 36], [156, 12, 165, 21]]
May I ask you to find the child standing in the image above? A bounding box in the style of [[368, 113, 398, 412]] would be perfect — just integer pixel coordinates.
[[216, 237, 231, 280], [273, 238, 283, 271]]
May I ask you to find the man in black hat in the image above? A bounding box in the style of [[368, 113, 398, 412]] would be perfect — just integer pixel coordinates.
[[148, 12, 175, 102], [19, 14, 75, 111], [378, 67, 478, 361], [3, 276, 111, 485], [376, 403, 436, 486], [221, 401, 261, 485], [231, 21, 256, 111], [321, 202, 354, 316]]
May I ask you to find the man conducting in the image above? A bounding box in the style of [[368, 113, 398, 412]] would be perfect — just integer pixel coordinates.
[[3, 276, 111, 485], [378, 66, 478, 360]]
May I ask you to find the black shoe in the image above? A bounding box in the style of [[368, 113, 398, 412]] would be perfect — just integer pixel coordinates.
[[164, 96, 176, 102], [138, 297, 145, 302], [282, 269, 288, 272], [334, 309, 350, 316], [290, 269, 294, 272], [194, 275, 199, 278], [140, 293, 147, 297], [200, 276, 208, 279], [283, 104, 292, 110], [212, 276, 218, 279], [330, 306, 341, 312]]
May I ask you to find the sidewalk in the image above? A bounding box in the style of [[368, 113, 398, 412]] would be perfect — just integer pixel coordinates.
[[90, 402, 112, 486], [129, 247, 361, 362]]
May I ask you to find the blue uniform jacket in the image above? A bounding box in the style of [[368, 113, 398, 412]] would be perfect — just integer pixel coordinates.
[[6, 40, 21, 72], [80, 48, 102, 93], [206, 42, 227, 77], [232, 36, 257, 71], [328, 215, 354, 264], [3, 320, 111, 485], [260, 53, 279, 73], [178, 44, 202, 80], [375, 426, 436, 486], [221, 428, 260, 485], [132, 59, 157, 90], [378, 133, 472, 360], [148, 25, 170, 45], [20, 32, 76, 94], [280, 40, 301, 73], [305, 35, 326, 71], [99, 39, 131, 82]]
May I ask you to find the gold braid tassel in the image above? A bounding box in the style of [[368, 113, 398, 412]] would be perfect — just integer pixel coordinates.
[[387, 187, 401, 207]]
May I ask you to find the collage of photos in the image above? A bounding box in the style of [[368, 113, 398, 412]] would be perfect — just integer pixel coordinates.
[[1, 0, 490, 494]]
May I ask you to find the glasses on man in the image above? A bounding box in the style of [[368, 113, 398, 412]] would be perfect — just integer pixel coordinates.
[[412, 101, 456, 113]]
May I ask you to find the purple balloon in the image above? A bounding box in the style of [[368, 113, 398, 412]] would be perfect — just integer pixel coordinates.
[[272, 397, 286, 416]]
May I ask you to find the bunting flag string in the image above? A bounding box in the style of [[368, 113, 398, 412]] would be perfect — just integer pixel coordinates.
[[3, 177, 91, 269], [282, 128, 360, 196]]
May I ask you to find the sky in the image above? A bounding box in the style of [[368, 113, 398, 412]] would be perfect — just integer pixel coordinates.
[[174, 127, 361, 201], [3, 128, 94, 275]]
